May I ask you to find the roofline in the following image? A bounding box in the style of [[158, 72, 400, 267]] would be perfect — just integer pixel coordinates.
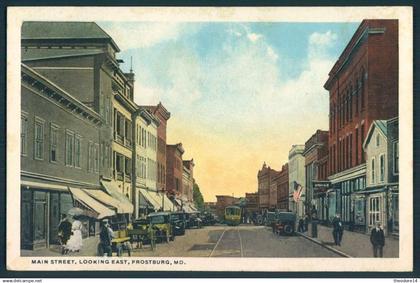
[[135, 106, 160, 126], [362, 120, 388, 150], [21, 63, 103, 125], [21, 50, 105, 62]]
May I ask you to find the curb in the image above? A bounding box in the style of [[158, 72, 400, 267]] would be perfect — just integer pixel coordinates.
[[297, 232, 352, 258]]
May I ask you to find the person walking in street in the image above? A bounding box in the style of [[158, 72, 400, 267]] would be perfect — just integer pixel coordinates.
[[98, 219, 114, 257], [370, 221, 385, 257], [57, 214, 72, 255], [303, 214, 309, 232], [65, 215, 84, 253], [332, 214, 344, 246], [298, 218, 304, 233]]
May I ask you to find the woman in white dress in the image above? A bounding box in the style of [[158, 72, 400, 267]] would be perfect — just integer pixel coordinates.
[[66, 216, 83, 252]]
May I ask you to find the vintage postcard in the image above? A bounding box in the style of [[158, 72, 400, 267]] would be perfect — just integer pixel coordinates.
[[6, 6, 413, 272]]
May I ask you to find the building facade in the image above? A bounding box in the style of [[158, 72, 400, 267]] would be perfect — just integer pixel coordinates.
[[21, 64, 104, 249], [132, 107, 160, 218], [277, 163, 289, 211], [166, 143, 185, 199], [288, 145, 306, 218], [143, 103, 171, 194], [182, 160, 195, 202], [20, 21, 135, 250], [257, 162, 279, 210], [362, 118, 399, 235], [324, 20, 398, 229], [303, 130, 329, 221]]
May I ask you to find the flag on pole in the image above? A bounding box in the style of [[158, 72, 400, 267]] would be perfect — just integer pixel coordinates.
[[293, 181, 303, 203]]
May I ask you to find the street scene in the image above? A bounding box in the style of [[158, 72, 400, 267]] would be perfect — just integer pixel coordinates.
[[19, 18, 399, 259]]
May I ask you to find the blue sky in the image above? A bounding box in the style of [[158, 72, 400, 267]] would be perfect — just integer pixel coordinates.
[[99, 21, 360, 201]]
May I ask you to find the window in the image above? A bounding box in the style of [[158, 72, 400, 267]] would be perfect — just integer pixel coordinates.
[[50, 124, 59, 163], [34, 118, 45, 160], [74, 135, 81, 168], [65, 130, 75, 166], [94, 143, 99, 173], [21, 115, 28, 156], [88, 141, 93, 172], [393, 141, 399, 174], [380, 154, 385, 182], [376, 134, 380, 147], [355, 128, 359, 165], [369, 196, 381, 226], [361, 125, 365, 162], [125, 157, 131, 175], [371, 157, 375, 184], [360, 70, 365, 109]]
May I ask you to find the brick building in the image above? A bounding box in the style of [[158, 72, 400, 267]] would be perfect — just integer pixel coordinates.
[[166, 143, 185, 199], [245, 192, 259, 214], [303, 130, 329, 222], [276, 163, 289, 211], [324, 20, 398, 229], [182, 159, 195, 202], [257, 162, 280, 210]]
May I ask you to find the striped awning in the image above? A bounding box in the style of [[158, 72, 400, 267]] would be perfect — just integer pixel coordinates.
[[69, 187, 115, 219]]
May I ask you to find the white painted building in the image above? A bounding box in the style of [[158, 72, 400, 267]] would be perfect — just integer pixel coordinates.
[[288, 145, 306, 218]]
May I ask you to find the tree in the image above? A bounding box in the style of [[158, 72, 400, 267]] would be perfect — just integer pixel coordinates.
[[193, 183, 204, 211]]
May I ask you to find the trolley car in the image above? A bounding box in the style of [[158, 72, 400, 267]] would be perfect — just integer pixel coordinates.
[[224, 206, 241, 226]]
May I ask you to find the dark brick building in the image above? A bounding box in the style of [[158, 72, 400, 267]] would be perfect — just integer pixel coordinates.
[[257, 162, 280, 210], [303, 130, 329, 221], [215, 195, 239, 220], [324, 20, 398, 228], [276, 163, 289, 211], [166, 143, 185, 198]]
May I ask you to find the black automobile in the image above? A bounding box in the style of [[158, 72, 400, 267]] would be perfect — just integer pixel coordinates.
[[170, 212, 186, 236], [186, 212, 202, 229], [273, 212, 297, 236], [201, 212, 217, 226]]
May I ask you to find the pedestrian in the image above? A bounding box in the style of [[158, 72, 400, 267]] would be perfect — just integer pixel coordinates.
[[66, 215, 84, 253], [304, 214, 309, 232], [370, 221, 385, 257], [98, 219, 114, 256], [57, 214, 72, 255], [298, 218, 304, 232], [332, 214, 344, 246]]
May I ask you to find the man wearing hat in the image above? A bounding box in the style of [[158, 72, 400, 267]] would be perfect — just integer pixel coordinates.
[[98, 219, 114, 256]]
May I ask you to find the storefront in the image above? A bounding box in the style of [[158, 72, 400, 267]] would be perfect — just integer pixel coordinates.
[[312, 181, 330, 223], [21, 181, 74, 250]]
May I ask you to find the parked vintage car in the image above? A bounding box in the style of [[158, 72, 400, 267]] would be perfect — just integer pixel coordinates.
[[201, 211, 217, 226], [148, 212, 175, 243], [186, 212, 202, 229], [128, 218, 156, 250], [170, 212, 186, 236], [273, 212, 297, 236]]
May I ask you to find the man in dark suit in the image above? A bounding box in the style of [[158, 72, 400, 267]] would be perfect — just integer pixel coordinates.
[[332, 214, 344, 246], [57, 214, 72, 255], [370, 221, 385, 257]]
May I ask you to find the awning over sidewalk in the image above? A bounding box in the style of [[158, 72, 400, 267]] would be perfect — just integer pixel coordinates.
[[83, 189, 126, 214], [101, 180, 134, 214], [140, 188, 161, 210], [69, 187, 115, 219], [162, 193, 174, 212], [21, 180, 69, 192]]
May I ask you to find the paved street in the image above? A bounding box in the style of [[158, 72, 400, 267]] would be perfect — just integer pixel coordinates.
[[131, 225, 340, 257], [23, 225, 339, 257]]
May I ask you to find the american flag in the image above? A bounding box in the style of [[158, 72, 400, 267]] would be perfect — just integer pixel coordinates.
[[293, 181, 303, 203]]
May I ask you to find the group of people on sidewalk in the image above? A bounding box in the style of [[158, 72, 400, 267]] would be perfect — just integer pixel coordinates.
[[329, 214, 386, 257], [57, 214, 116, 256]]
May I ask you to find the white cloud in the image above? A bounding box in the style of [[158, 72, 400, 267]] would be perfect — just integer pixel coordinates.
[[309, 30, 337, 47], [247, 32, 262, 43], [266, 46, 279, 62], [101, 22, 183, 49]]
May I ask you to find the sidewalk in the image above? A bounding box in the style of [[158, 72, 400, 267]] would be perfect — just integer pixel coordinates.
[[299, 223, 399, 258], [21, 236, 100, 257]]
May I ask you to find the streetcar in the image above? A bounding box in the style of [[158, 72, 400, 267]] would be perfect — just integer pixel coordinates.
[[224, 206, 241, 226]]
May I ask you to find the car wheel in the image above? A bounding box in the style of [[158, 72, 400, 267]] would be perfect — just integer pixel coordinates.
[[284, 224, 293, 235]]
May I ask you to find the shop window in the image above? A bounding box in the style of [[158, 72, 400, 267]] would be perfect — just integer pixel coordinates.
[[369, 196, 381, 226], [34, 118, 45, 160], [21, 114, 28, 156]]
